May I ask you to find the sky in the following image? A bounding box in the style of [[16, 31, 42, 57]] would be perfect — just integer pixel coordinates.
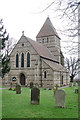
[[0, 0, 59, 40], [0, 0, 78, 58]]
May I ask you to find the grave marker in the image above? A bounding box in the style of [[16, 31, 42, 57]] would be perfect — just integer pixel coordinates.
[[55, 89, 66, 108], [31, 87, 40, 105]]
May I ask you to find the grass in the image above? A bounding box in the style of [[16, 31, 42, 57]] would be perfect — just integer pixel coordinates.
[[0, 88, 2, 120], [2, 86, 79, 119]]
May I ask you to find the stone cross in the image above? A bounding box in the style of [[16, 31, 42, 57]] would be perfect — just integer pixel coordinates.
[[31, 87, 40, 105], [22, 31, 24, 36], [55, 89, 66, 108]]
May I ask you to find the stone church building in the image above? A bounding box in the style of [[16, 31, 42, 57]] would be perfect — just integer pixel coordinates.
[[8, 17, 69, 87]]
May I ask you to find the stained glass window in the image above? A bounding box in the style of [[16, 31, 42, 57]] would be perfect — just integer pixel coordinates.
[[16, 53, 19, 67], [27, 52, 30, 67], [21, 53, 24, 67]]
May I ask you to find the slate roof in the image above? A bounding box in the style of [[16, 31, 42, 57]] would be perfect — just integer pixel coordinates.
[[24, 36, 67, 72], [42, 59, 67, 72], [36, 17, 60, 39]]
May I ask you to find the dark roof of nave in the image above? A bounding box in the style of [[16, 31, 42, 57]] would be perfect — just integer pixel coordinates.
[[24, 36, 58, 63], [36, 17, 60, 39], [42, 59, 67, 72], [25, 36, 66, 72]]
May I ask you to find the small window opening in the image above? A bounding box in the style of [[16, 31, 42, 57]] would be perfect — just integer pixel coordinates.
[[47, 38, 49, 43], [42, 39, 44, 43], [22, 43, 24, 46], [44, 71, 46, 78]]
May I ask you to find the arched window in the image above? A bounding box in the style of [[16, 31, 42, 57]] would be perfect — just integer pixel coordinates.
[[16, 53, 19, 67], [21, 53, 24, 67], [44, 71, 46, 78], [27, 52, 30, 67]]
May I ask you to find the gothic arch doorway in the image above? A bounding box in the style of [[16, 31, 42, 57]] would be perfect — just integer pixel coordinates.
[[20, 73, 25, 85]]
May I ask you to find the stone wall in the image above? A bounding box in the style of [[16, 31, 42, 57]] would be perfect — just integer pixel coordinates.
[[36, 35, 61, 63]]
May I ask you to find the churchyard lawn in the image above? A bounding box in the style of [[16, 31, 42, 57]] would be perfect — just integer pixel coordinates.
[[2, 86, 79, 118]]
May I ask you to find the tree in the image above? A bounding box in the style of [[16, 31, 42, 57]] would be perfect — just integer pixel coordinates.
[[39, 0, 80, 56], [0, 19, 10, 78], [65, 57, 78, 82]]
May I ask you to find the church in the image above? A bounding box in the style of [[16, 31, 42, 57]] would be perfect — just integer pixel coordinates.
[[8, 17, 70, 87]]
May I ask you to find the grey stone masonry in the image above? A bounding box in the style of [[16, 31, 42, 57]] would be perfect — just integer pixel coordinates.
[[55, 89, 66, 108], [31, 87, 40, 105]]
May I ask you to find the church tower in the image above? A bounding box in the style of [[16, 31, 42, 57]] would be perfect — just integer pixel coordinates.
[[36, 17, 62, 64]]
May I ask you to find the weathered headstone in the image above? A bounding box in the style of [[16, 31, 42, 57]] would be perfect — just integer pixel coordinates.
[[35, 83, 39, 88], [31, 87, 40, 105], [75, 89, 79, 93], [69, 82, 72, 87], [48, 84, 52, 90], [16, 83, 21, 94], [55, 89, 66, 108]]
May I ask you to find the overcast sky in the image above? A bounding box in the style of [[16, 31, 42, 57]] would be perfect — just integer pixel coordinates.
[[0, 0, 78, 58], [0, 0, 60, 40]]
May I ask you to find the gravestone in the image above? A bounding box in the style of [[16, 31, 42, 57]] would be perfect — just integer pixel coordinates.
[[75, 89, 79, 93], [48, 84, 52, 90], [35, 83, 39, 88], [69, 82, 72, 87], [73, 81, 76, 86], [31, 87, 40, 105], [55, 89, 66, 108], [16, 83, 21, 94]]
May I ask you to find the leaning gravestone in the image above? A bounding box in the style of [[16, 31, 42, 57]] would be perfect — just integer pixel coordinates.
[[31, 87, 40, 105], [16, 83, 21, 94], [55, 89, 66, 108]]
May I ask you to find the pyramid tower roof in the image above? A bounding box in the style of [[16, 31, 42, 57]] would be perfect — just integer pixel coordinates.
[[36, 17, 60, 39]]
